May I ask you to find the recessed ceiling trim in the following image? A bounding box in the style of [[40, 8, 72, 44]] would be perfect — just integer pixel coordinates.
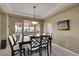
[[41, 3, 76, 19], [0, 3, 76, 19]]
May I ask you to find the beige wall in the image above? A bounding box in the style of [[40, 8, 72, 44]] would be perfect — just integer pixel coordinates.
[[44, 4, 79, 54], [0, 13, 7, 40], [0, 13, 7, 48], [1, 13, 7, 40], [0, 13, 1, 48]]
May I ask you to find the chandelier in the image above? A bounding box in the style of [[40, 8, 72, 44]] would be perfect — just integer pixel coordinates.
[[32, 6, 38, 24]]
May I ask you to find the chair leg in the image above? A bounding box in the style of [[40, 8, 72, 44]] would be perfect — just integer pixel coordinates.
[[27, 48, 29, 56], [12, 51, 15, 56], [47, 45, 49, 56], [23, 49, 25, 56], [30, 51, 32, 56], [20, 49, 22, 56], [39, 48, 42, 56], [12, 52, 14, 56]]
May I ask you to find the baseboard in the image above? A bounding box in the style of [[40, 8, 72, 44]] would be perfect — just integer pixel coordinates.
[[52, 43, 79, 56]]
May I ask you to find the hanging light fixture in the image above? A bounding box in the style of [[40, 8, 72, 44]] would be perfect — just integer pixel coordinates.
[[32, 6, 38, 24]]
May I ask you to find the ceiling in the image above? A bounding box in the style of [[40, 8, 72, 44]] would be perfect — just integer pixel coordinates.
[[0, 3, 76, 19]]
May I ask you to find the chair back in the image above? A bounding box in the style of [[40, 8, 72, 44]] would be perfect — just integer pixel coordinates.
[[41, 35, 49, 45], [30, 36, 41, 49], [12, 34, 17, 41], [12, 34, 22, 44], [8, 35, 15, 51], [12, 34, 17, 44]]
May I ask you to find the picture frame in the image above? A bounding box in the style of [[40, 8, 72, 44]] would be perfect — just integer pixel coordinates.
[[57, 20, 70, 30]]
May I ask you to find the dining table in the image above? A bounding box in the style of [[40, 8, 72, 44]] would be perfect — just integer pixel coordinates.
[[19, 35, 52, 56]]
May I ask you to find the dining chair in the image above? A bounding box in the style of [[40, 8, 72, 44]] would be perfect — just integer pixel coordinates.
[[41, 35, 49, 56], [8, 35, 25, 56], [12, 34, 22, 44], [28, 36, 41, 56], [12, 34, 18, 45], [12, 34, 30, 56]]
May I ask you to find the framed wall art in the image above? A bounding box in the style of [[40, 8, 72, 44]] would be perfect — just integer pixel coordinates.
[[57, 20, 70, 30]]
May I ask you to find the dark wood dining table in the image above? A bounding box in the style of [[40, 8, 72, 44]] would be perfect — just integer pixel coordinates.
[[19, 36, 52, 56], [19, 41, 31, 56]]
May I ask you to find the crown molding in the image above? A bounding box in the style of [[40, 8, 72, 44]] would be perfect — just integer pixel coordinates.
[[42, 3, 76, 19], [0, 3, 77, 19]]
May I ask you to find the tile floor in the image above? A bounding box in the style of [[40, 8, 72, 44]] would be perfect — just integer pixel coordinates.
[[0, 43, 78, 56]]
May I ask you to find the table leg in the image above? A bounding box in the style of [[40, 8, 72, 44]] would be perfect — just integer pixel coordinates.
[[50, 39, 52, 53], [19, 44, 22, 56]]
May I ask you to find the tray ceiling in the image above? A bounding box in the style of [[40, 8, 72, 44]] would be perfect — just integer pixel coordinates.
[[0, 3, 76, 19]]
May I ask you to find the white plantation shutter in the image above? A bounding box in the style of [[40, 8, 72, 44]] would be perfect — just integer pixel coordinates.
[[47, 23, 53, 33]]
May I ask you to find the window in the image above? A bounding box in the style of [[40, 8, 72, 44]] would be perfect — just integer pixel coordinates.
[[24, 26, 29, 33], [36, 24, 40, 32], [23, 20, 40, 35], [15, 22, 22, 34], [29, 27, 34, 32]]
